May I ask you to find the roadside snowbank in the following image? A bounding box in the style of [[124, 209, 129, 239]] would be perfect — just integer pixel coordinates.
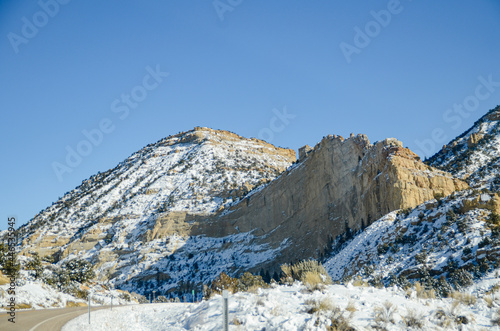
[[63, 283, 495, 330]]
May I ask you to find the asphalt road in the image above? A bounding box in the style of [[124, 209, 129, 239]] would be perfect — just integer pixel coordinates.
[[0, 305, 110, 331]]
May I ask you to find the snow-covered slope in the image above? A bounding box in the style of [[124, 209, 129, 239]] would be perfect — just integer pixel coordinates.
[[324, 189, 500, 295], [428, 105, 500, 189], [0, 257, 136, 310], [21, 127, 294, 240], [63, 281, 499, 330], [14, 127, 296, 298]]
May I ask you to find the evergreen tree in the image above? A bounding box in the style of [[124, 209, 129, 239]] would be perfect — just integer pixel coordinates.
[[26, 252, 43, 279], [62, 258, 95, 283]]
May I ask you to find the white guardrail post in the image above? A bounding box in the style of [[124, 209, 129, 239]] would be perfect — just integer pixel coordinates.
[[222, 290, 228, 331], [88, 294, 91, 324]]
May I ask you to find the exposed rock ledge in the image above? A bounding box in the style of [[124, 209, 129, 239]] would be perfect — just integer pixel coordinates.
[[189, 134, 468, 272]]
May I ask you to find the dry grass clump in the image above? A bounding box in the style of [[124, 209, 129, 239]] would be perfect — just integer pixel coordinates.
[[345, 300, 357, 314], [351, 276, 368, 287], [415, 281, 436, 299], [15, 303, 32, 309], [402, 308, 424, 329], [328, 311, 355, 331], [305, 298, 335, 314], [434, 301, 469, 327], [488, 283, 500, 294], [372, 301, 397, 328], [484, 284, 500, 308], [281, 260, 332, 290], [303, 271, 326, 290], [483, 295, 496, 308], [270, 305, 282, 316], [451, 291, 477, 306]]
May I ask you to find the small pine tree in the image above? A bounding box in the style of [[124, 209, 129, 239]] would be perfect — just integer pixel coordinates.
[[490, 212, 500, 226], [52, 268, 70, 291], [446, 209, 457, 226], [26, 252, 43, 279], [62, 258, 95, 283]]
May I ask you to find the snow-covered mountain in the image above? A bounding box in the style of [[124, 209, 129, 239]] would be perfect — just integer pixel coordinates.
[[322, 106, 500, 304], [8, 105, 500, 317], [13, 124, 465, 300], [428, 105, 500, 189], [14, 127, 296, 297], [21, 127, 295, 242]]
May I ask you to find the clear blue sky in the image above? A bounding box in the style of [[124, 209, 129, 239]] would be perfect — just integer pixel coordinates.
[[1, 1, 500, 230]]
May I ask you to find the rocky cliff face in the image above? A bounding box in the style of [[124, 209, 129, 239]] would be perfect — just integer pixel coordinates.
[[190, 134, 467, 274], [14, 128, 467, 296]]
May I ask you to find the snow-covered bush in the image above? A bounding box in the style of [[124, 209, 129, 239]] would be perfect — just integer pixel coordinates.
[[237, 272, 268, 293], [449, 268, 474, 289], [0, 243, 20, 279], [43, 265, 70, 290], [305, 298, 354, 330], [433, 301, 468, 328], [205, 271, 268, 298]]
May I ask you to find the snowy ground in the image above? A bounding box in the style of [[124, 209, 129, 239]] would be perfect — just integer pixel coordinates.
[[0, 275, 134, 310], [62, 282, 499, 330], [0, 281, 80, 310]]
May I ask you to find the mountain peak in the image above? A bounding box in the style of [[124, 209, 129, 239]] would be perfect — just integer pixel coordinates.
[[153, 126, 293, 156], [428, 105, 500, 188], [19, 128, 296, 258]]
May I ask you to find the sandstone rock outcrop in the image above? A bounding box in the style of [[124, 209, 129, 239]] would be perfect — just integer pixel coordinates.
[[467, 132, 484, 148], [190, 134, 468, 273], [298, 145, 313, 161]]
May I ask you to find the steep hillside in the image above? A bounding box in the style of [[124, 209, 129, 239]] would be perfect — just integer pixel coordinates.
[[428, 105, 500, 189], [12, 128, 466, 299], [15, 127, 295, 295], [191, 134, 467, 276], [319, 107, 500, 320], [324, 188, 500, 295]]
